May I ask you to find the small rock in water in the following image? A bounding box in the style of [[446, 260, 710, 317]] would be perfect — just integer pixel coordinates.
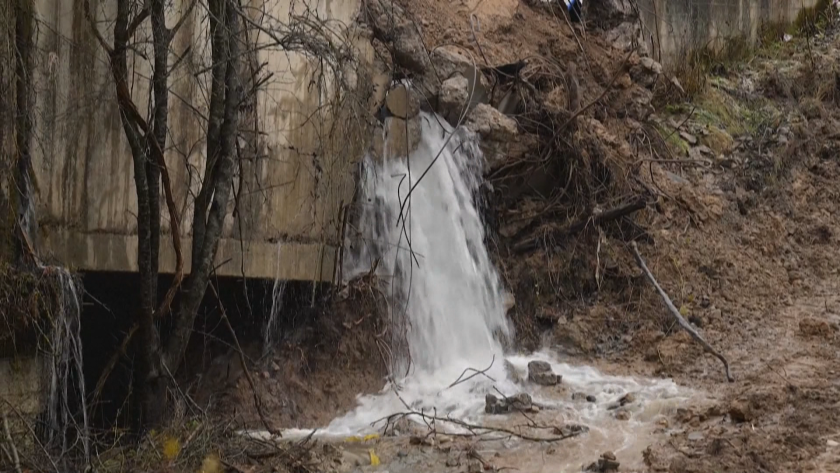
[[528, 360, 561, 386], [572, 392, 588, 401], [608, 392, 636, 409], [614, 409, 631, 421], [486, 392, 533, 413], [827, 439, 839, 447], [586, 395, 597, 403], [553, 424, 590, 437], [528, 360, 552, 374], [585, 452, 621, 472], [485, 394, 505, 414], [397, 450, 408, 458]]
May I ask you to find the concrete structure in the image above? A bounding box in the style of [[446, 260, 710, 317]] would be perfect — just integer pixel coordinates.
[[637, 0, 822, 65], [23, 0, 373, 281]]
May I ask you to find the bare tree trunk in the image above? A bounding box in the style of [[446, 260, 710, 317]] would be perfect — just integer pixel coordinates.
[[164, 0, 241, 371], [13, 0, 36, 263], [111, 0, 163, 431]]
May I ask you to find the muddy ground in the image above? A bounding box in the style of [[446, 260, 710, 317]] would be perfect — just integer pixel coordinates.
[[161, 2, 840, 473]]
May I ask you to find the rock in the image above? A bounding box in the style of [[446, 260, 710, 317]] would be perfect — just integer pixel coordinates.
[[397, 450, 408, 458], [468, 460, 483, 473], [528, 360, 561, 386], [271, 362, 281, 371], [605, 21, 647, 55], [530, 372, 560, 386], [438, 74, 470, 124], [688, 431, 705, 441], [509, 392, 533, 411], [828, 439, 839, 447], [527, 360, 552, 373], [586, 395, 597, 403], [485, 393, 503, 414], [372, 116, 422, 161], [385, 84, 419, 119], [728, 400, 753, 423], [446, 455, 460, 467], [553, 424, 590, 437], [502, 291, 516, 313], [614, 409, 631, 421], [572, 392, 588, 401], [608, 392, 636, 409], [364, 0, 430, 73], [630, 57, 663, 88], [679, 131, 698, 146], [585, 451, 621, 472], [464, 103, 519, 169]]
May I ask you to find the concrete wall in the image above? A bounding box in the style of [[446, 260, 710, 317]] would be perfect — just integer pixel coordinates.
[[0, 357, 42, 416], [20, 0, 372, 281], [637, 0, 821, 65]]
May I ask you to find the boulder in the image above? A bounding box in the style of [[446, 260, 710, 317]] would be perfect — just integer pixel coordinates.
[[438, 74, 470, 123], [385, 84, 420, 119], [464, 104, 519, 169], [605, 21, 648, 56], [426, 46, 489, 107], [364, 0, 431, 73], [630, 57, 663, 89]]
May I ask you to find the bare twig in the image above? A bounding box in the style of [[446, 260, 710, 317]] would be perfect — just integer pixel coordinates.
[[2, 412, 22, 473], [447, 355, 496, 389], [631, 242, 734, 382]]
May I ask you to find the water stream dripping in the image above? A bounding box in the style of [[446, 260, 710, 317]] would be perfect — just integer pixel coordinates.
[[43, 266, 89, 462], [263, 243, 287, 355]]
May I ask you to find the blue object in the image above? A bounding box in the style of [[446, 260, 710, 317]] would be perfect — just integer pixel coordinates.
[[565, 0, 582, 23]]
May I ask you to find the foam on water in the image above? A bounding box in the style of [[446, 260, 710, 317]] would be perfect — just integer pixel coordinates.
[[243, 112, 693, 449]]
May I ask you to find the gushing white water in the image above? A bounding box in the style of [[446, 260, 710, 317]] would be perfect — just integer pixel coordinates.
[[346, 112, 510, 378]]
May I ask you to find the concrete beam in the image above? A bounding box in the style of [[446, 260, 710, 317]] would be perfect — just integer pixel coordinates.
[[41, 230, 337, 282]]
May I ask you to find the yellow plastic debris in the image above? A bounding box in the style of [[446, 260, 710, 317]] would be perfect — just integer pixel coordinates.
[[368, 449, 380, 466], [162, 436, 181, 460], [344, 435, 362, 442], [363, 433, 380, 442], [679, 305, 689, 317]]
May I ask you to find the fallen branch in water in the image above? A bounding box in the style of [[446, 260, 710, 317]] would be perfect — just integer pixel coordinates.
[[374, 409, 587, 443], [514, 198, 647, 253], [631, 242, 734, 382], [446, 355, 496, 389]]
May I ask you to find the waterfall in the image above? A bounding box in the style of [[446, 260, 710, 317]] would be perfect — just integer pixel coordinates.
[[322, 112, 515, 433]]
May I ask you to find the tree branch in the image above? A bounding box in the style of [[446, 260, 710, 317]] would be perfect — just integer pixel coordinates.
[[631, 242, 734, 382]]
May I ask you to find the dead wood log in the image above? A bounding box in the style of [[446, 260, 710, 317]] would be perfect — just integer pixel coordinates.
[[514, 198, 646, 253], [631, 242, 734, 382]]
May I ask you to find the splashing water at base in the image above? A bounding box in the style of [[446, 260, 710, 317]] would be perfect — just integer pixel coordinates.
[[244, 112, 698, 470]]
